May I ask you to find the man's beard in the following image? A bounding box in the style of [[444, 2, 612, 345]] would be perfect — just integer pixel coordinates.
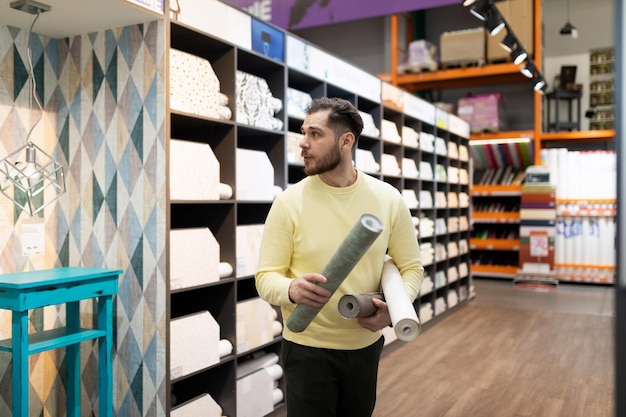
[[303, 143, 341, 176]]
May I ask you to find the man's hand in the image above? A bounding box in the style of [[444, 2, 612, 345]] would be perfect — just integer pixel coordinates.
[[357, 297, 392, 332], [288, 273, 331, 307]]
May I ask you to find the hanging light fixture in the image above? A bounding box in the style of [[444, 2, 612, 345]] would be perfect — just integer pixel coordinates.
[[0, 0, 65, 216], [559, 0, 578, 38]]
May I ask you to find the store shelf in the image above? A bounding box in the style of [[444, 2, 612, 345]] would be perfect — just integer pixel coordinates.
[[380, 62, 530, 92], [470, 130, 535, 141], [469, 238, 520, 251], [472, 212, 520, 223], [471, 185, 523, 196], [540, 129, 615, 141], [471, 264, 518, 278]]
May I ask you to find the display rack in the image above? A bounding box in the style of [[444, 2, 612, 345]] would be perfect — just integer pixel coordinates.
[[166, 1, 472, 416]]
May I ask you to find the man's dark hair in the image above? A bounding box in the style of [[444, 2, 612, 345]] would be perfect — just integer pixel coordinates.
[[306, 97, 364, 142]]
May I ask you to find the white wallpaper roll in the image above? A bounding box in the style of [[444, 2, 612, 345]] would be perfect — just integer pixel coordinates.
[[381, 257, 421, 341], [272, 320, 283, 337], [219, 262, 233, 278], [265, 364, 283, 380], [273, 388, 284, 405], [555, 219, 565, 264], [219, 339, 233, 357]]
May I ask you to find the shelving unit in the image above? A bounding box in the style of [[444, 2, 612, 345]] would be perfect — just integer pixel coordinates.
[[470, 184, 522, 279], [381, 0, 617, 285], [166, 2, 473, 416]]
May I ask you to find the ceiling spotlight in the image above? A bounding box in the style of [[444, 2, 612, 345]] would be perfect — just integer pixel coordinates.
[[485, 10, 505, 36], [470, 0, 492, 21], [560, 0, 578, 39], [534, 77, 547, 93], [462, 0, 478, 6], [499, 32, 516, 52], [511, 46, 528, 65], [520, 61, 537, 78]]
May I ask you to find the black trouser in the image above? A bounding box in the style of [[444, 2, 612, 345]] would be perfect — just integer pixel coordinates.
[[281, 337, 385, 417]]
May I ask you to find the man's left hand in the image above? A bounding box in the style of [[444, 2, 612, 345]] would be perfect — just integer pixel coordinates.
[[357, 297, 392, 332]]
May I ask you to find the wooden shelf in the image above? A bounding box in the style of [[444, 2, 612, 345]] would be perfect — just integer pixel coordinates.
[[540, 129, 615, 141], [380, 62, 530, 92]]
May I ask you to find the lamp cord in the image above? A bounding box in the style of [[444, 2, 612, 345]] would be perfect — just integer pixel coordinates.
[[25, 11, 43, 147]]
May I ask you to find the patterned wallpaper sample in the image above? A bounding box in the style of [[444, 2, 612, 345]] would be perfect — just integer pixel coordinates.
[[0, 19, 166, 417]]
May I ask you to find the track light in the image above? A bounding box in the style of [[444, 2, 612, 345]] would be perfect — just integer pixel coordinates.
[[485, 10, 505, 36], [499, 32, 516, 52], [534, 77, 547, 93], [520, 61, 537, 78], [511, 46, 528, 65], [469, 0, 491, 21]]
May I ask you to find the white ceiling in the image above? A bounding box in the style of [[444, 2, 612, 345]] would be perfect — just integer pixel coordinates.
[[0, 0, 163, 39]]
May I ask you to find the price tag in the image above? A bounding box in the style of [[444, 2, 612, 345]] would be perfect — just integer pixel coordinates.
[[22, 222, 45, 256]]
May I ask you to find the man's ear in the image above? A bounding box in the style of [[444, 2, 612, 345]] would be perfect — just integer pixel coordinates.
[[341, 132, 355, 150]]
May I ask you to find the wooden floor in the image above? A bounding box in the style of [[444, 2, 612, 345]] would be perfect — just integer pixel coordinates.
[[374, 281, 615, 417], [270, 280, 615, 417]]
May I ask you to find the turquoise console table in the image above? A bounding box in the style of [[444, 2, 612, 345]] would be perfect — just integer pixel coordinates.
[[0, 267, 122, 417]]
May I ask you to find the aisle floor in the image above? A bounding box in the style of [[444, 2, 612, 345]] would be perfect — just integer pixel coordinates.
[[269, 278, 615, 417]]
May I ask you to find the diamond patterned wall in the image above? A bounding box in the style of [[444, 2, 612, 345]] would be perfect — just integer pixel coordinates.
[[0, 20, 166, 417]]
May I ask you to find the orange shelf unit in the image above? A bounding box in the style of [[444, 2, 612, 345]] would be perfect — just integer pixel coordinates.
[[470, 185, 523, 196], [470, 238, 520, 251], [471, 264, 518, 277], [472, 212, 521, 223], [470, 130, 535, 141], [540, 129, 615, 142], [380, 62, 529, 92]]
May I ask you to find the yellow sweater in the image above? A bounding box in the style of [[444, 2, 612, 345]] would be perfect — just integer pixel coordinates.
[[255, 171, 424, 350]]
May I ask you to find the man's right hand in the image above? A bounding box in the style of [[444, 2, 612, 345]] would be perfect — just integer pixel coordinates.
[[288, 273, 331, 307]]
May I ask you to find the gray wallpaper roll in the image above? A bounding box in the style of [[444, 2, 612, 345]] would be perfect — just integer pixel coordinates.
[[286, 214, 384, 333], [338, 292, 384, 318]]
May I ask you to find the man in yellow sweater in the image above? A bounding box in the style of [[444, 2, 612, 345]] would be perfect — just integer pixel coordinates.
[[255, 97, 423, 417]]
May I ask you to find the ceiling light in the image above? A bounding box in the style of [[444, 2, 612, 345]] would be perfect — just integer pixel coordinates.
[[560, 22, 578, 39], [560, 0, 578, 39], [469, 0, 491, 21], [534, 77, 547, 94], [521, 61, 537, 78], [485, 10, 505, 36], [462, 0, 478, 6], [499, 32, 516, 52], [511, 46, 528, 65], [0, 0, 65, 216]]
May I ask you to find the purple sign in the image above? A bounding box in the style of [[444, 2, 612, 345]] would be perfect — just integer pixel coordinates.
[[226, 0, 460, 30]]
